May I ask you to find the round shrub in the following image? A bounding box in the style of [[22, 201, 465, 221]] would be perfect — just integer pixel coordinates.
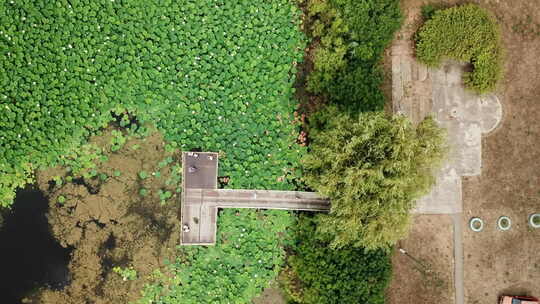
[[415, 4, 503, 93]]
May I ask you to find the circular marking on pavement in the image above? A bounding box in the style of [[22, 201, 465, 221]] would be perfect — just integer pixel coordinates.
[[469, 217, 484, 232], [497, 216, 511, 231], [529, 214, 540, 228]]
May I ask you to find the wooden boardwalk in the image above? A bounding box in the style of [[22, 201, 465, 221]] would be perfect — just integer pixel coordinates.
[[180, 152, 330, 245]]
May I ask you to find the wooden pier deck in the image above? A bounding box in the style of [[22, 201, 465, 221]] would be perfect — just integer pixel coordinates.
[[180, 152, 330, 245]]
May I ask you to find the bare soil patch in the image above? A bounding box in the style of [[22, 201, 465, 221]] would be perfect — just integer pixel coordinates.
[[24, 128, 182, 304], [386, 215, 454, 304], [386, 4, 456, 302], [461, 0, 540, 302], [388, 1, 540, 303], [252, 282, 287, 304]]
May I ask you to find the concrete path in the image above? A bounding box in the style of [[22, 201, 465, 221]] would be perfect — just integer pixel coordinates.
[[198, 189, 330, 211], [397, 62, 503, 214], [392, 29, 503, 304], [182, 189, 329, 245]]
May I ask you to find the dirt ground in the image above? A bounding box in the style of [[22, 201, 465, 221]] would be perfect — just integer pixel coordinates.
[[24, 127, 182, 304], [461, 0, 540, 302], [387, 1, 540, 304], [386, 215, 455, 304], [252, 282, 287, 304], [385, 2, 457, 302]]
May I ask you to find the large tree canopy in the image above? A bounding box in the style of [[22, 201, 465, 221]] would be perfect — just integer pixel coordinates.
[[303, 108, 445, 249]]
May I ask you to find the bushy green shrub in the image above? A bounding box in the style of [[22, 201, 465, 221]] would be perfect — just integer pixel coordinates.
[[302, 107, 445, 249], [282, 216, 391, 304], [138, 209, 294, 304], [420, 4, 444, 21], [0, 0, 306, 206], [415, 4, 503, 93], [303, 0, 402, 111], [57, 195, 66, 204], [113, 266, 138, 282]]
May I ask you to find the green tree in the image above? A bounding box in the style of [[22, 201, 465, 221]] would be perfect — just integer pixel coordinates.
[[303, 108, 445, 249], [302, 0, 402, 111], [282, 215, 392, 304]]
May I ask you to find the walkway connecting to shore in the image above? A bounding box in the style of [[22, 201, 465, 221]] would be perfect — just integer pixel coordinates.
[[180, 152, 330, 245]]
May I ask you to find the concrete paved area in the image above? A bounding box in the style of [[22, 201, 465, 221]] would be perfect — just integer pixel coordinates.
[[180, 152, 330, 245], [181, 152, 219, 245], [392, 33, 502, 304], [393, 58, 502, 214]]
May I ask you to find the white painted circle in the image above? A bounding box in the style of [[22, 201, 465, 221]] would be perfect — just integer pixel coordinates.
[[529, 214, 540, 228], [497, 216, 511, 231], [469, 217, 484, 232]]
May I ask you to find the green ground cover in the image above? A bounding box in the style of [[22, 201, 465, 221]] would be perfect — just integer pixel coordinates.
[[280, 1, 407, 303], [1, 0, 306, 302], [1, 0, 306, 206], [138, 210, 295, 304]]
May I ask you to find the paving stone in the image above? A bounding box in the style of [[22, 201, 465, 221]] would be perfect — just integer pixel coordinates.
[[392, 55, 502, 214]]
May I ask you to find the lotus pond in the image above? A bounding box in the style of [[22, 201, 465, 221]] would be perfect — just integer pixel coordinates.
[[1, 0, 305, 302]]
